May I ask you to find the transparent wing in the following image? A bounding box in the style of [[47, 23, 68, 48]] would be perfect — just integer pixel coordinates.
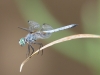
[[28, 21, 40, 32], [35, 23, 53, 39], [41, 23, 53, 31]]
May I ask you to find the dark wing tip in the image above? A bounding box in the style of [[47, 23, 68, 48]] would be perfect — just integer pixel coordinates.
[[18, 27, 21, 28], [43, 23, 46, 25]]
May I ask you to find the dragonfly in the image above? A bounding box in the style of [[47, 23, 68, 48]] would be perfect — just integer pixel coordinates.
[[18, 21, 77, 57]]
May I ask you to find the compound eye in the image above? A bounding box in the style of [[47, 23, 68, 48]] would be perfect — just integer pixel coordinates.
[[19, 38, 25, 46]]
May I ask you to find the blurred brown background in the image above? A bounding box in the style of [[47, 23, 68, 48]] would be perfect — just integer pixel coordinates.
[[0, 0, 97, 75]]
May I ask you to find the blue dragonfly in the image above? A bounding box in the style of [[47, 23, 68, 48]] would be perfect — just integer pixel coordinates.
[[18, 21, 77, 57]]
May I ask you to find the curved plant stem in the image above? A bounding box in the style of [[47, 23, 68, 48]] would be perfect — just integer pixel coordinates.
[[20, 34, 100, 72]]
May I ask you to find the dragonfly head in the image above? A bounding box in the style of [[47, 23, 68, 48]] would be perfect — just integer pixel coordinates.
[[19, 38, 26, 46]]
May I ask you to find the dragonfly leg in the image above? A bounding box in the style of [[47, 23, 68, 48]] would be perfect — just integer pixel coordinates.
[[34, 42, 43, 55], [30, 45, 34, 56], [26, 44, 30, 58]]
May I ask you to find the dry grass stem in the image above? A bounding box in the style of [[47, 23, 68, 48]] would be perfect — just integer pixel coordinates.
[[20, 34, 100, 72]]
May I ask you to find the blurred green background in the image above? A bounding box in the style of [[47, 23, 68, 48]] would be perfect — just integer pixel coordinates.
[[0, 0, 100, 75]]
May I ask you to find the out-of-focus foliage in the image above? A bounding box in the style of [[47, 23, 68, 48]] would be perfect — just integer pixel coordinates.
[[81, 1, 100, 75]]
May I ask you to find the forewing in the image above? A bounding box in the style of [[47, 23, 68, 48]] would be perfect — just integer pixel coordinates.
[[28, 21, 40, 32], [41, 23, 53, 31], [39, 23, 53, 39]]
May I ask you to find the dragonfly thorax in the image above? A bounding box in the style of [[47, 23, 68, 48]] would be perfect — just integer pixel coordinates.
[[25, 33, 37, 44]]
